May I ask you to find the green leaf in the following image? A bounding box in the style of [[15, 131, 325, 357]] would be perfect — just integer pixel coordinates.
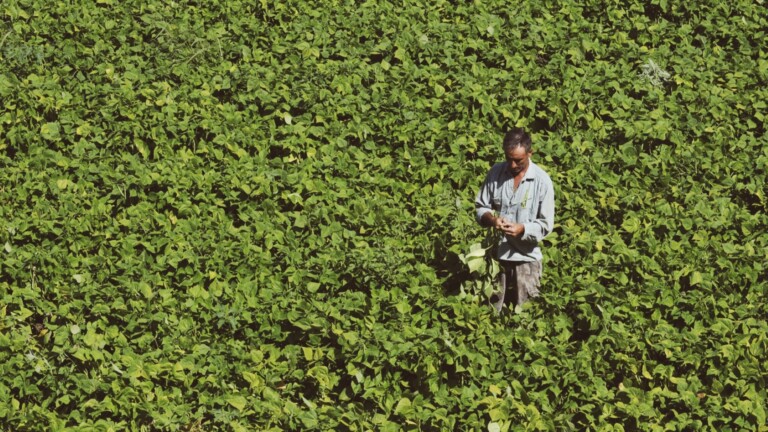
[[0, 74, 15, 97], [467, 256, 485, 274], [466, 243, 487, 258], [138, 282, 153, 299], [621, 216, 640, 233], [225, 395, 248, 411], [14, 307, 33, 321], [303, 347, 314, 361], [41, 122, 61, 141], [76, 122, 92, 136], [394, 397, 412, 416], [753, 401, 766, 426], [134, 138, 149, 159], [690, 271, 703, 286]]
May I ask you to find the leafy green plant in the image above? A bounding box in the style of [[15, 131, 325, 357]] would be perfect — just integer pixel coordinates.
[[458, 230, 500, 301], [1, 0, 767, 430]]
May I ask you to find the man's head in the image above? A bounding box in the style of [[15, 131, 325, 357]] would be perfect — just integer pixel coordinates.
[[502, 128, 533, 175]]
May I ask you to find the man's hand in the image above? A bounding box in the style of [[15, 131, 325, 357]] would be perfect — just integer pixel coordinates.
[[494, 217, 525, 238]]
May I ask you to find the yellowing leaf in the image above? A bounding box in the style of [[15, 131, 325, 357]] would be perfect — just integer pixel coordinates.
[[56, 179, 69, 190]]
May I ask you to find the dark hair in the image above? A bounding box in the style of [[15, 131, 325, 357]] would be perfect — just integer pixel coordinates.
[[502, 128, 532, 152]]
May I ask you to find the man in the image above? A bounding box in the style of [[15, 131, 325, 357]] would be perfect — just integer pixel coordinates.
[[475, 128, 555, 312]]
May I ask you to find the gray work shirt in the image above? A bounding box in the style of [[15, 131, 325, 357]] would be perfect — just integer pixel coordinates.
[[475, 161, 555, 262]]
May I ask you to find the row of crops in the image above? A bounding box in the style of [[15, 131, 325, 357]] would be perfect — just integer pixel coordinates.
[[1, 0, 766, 430]]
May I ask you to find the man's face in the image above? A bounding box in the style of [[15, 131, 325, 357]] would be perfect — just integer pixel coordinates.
[[505, 146, 532, 175]]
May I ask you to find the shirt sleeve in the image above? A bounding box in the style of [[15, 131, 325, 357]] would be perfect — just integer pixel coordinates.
[[521, 174, 555, 243], [474, 166, 497, 224]]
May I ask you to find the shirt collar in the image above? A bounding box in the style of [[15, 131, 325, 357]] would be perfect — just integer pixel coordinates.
[[504, 161, 538, 181]]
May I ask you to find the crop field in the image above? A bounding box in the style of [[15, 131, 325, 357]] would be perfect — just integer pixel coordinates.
[[1, 0, 767, 430]]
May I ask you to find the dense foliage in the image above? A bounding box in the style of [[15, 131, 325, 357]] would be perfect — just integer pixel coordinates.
[[1, 0, 766, 430]]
